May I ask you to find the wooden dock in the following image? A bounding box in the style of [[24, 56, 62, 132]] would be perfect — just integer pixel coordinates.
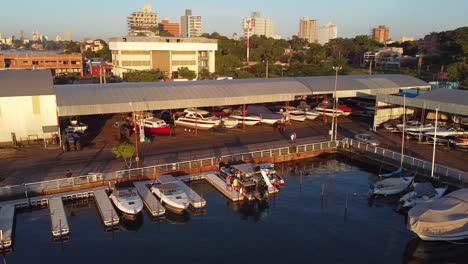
[[48, 197, 69, 238], [93, 189, 119, 227], [133, 181, 165, 217], [204, 173, 243, 202], [0, 205, 14, 249], [176, 181, 206, 209]]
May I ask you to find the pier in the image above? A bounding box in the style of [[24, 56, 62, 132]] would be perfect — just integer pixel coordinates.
[[176, 181, 206, 209], [48, 197, 69, 238], [133, 181, 165, 217], [93, 189, 119, 228], [204, 173, 243, 202], [0, 205, 14, 249]]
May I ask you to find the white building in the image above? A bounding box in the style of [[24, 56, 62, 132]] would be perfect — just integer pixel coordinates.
[[0, 70, 58, 144], [109, 36, 217, 79], [242, 12, 276, 39], [317, 23, 337, 45], [180, 9, 202, 38], [298, 17, 317, 43], [364, 47, 403, 69], [128, 4, 159, 36]]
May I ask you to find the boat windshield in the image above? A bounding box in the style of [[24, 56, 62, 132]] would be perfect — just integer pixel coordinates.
[[116, 190, 138, 198], [162, 189, 183, 196]]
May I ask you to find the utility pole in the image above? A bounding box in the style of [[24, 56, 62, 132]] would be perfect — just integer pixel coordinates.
[[331, 66, 342, 141]]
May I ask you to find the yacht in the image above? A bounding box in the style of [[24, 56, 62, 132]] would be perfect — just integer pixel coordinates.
[[247, 105, 283, 125], [174, 109, 221, 130], [277, 106, 307, 122], [150, 175, 189, 213], [221, 117, 240, 128], [109, 188, 144, 216], [230, 110, 262, 126], [370, 177, 414, 196]]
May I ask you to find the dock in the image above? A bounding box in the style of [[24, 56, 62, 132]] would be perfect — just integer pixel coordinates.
[[48, 197, 69, 238], [0, 205, 14, 249], [93, 189, 119, 227], [133, 181, 165, 217], [176, 181, 206, 209], [204, 173, 243, 202]]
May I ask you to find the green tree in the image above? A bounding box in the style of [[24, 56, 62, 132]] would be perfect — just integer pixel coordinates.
[[198, 69, 216, 80], [123, 70, 163, 82], [61, 41, 81, 54], [112, 142, 135, 169], [159, 30, 174, 37], [178, 67, 196, 80]]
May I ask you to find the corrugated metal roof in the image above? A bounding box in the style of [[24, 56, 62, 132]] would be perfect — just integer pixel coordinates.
[[377, 89, 468, 116], [0, 70, 54, 97], [55, 74, 430, 116]]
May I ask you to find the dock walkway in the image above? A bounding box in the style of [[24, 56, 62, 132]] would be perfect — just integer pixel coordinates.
[[93, 189, 119, 227], [204, 173, 243, 202], [133, 181, 165, 217], [48, 197, 69, 237], [176, 181, 206, 209], [0, 205, 14, 249]]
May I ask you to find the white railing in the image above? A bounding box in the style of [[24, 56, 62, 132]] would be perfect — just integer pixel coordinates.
[[341, 138, 468, 184], [0, 140, 338, 199]]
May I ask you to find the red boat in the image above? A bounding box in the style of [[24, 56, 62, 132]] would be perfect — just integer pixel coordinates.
[[337, 104, 353, 116], [453, 135, 468, 150], [135, 117, 172, 135]]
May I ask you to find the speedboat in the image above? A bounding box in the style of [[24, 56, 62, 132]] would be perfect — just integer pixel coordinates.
[[277, 106, 307, 122], [247, 105, 283, 125], [221, 117, 239, 128], [337, 104, 353, 116], [408, 188, 468, 241], [313, 104, 345, 117], [304, 110, 320, 120], [109, 188, 144, 216], [404, 123, 435, 136], [424, 127, 467, 137], [135, 117, 171, 135], [68, 118, 88, 133], [370, 177, 414, 196], [399, 182, 447, 208], [174, 109, 220, 130], [396, 120, 420, 132], [452, 135, 468, 149], [256, 162, 284, 187], [230, 110, 262, 126], [150, 175, 189, 213]]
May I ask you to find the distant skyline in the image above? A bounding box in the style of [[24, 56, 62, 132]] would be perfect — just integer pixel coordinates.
[[1, 0, 467, 41]]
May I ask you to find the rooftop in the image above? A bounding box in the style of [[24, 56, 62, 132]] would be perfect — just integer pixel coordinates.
[[0, 70, 54, 97], [109, 36, 217, 44]]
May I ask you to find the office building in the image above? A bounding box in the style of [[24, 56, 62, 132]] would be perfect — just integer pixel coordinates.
[[128, 4, 159, 36], [372, 25, 390, 44], [180, 9, 202, 38], [109, 36, 217, 79], [298, 17, 317, 43], [317, 22, 337, 45], [159, 19, 180, 37], [242, 12, 276, 38]]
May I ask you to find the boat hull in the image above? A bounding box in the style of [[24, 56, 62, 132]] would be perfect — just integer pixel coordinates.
[[174, 119, 216, 130]]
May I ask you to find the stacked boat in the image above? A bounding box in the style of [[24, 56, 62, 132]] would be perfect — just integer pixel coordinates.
[[174, 108, 221, 130]]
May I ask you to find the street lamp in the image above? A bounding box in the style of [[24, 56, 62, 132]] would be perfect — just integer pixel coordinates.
[[331, 66, 342, 141]]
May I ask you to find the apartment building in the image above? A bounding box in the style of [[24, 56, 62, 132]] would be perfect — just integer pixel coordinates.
[[159, 19, 180, 37], [372, 25, 390, 44], [128, 4, 158, 36], [317, 22, 337, 45], [242, 12, 276, 39], [180, 9, 202, 38], [298, 17, 317, 43]]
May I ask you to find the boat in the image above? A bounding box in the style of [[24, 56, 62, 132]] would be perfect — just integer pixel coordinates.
[[134, 116, 171, 135], [68, 117, 88, 133], [304, 110, 320, 120], [399, 182, 447, 208], [219, 163, 271, 201], [256, 162, 285, 187], [277, 106, 307, 122], [220, 117, 239, 128], [313, 101, 345, 117], [405, 123, 435, 136], [396, 120, 421, 132], [247, 105, 283, 125], [109, 188, 144, 216], [379, 166, 403, 177], [174, 109, 220, 130], [370, 176, 414, 195], [452, 135, 468, 149], [337, 104, 353, 116], [424, 126, 467, 138], [230, 110, 262, 126], [408, 188, 468, 241], [150, 175, 189, 213]]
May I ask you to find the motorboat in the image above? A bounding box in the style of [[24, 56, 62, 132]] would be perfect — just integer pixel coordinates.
[[256, 162, 285, 187], [304, 110, 320, 120], [68, 118, 88, 133], [451, 135, 468, 149], [399, 182, 447, 208], [174, 109, 220, 130], [150, 175, 189, 213], [220, 117, 239, 128], [370, 177, 414, 196], [337, 104, 353, 116], [404, 123, 435, 136], [230, 110, 262, 126], [423, 127, 467, 138], [408, 188, 468, 241], [109, 188, 144, 216], [277, 106, 307, 122], [247, 105, 283, 125], [379, 167, 403, 178], [396, 120, 421, 132], [135, 117, 171, 135], [219, 163, 272, 201], [313, 103, 345, 117]]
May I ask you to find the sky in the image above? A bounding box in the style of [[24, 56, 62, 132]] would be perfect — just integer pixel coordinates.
[[1, 0, 467, 41]]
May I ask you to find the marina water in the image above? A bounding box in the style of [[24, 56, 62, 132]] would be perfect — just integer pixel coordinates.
[[5, 156, 467, 263]]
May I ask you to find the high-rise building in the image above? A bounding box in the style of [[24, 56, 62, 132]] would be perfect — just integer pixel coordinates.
[[128, 4, 159, 36], [298, 17, 317, 43], [158, 19, 180, 37], [242, 12, 275, 39], [317, 23, 337, 45], [180, 9, 202, 38], [372, 25, 390, 44], [65, 28, 71, 41]]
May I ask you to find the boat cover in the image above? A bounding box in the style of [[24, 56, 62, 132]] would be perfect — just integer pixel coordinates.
[[408, 188, 468, 240], [247, 105, 283, 120], [380, 167, 403, 177], [413, 182, 437, 198]]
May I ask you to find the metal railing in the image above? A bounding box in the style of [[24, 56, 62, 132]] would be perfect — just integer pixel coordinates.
[[0, 140, 338, 199], [341, 138, 468, 184]]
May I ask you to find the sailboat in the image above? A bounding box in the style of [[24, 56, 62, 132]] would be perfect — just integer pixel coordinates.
[[371, 95, 414, 196]]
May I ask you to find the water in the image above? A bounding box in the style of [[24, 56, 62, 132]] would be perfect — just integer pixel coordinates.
[[4, 157, 467, 263]]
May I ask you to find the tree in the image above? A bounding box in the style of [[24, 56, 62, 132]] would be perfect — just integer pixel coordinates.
[[198, 69, 216, 80], [112, 142, 135, 169], [123, 70, 163, 82], [159, 30, 174, 37], [178, 67, 196, 80]]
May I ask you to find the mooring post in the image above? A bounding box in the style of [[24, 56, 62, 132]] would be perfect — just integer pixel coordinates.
[[345, 192, 349, 217], [59, 219, 62, 238]]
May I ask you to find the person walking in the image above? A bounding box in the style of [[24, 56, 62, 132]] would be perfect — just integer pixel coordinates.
[[290, 131, 297, 143]]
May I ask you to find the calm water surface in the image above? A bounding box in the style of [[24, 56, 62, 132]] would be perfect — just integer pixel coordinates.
[[5, 157, 467, 263]]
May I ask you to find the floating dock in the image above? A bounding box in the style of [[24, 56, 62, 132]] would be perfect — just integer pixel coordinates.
[[0, 205, 14, 249], [176, 181, 206, 209], [93, 189, 119, 227], [48, 197, 69, 238], [133, 181, 165, 217], [204, 173, 243, 202]]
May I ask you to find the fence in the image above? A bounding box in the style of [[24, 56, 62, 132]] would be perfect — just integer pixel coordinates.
[[0, 140, 338, 199], [341, 138, 468, 185]]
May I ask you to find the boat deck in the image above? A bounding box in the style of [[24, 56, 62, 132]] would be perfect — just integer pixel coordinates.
[[133, 181, 165, 217], [0, 205, 14, 249], [48, 197, 69, 238], [93, 189, 119, 227]]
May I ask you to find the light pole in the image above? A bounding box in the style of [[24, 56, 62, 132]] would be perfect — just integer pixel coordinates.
[[331, 66, 342, 141]]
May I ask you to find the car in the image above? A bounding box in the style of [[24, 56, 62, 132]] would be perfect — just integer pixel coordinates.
[[354, 133, 379, 146]]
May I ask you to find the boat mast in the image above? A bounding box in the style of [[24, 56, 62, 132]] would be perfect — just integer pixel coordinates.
[[400, 95, 406, 167]]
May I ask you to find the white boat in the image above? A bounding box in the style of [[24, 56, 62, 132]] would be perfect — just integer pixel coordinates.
[[109, 188, 144, 216], [405, 123, 435, 136], [277, 107, 307, 122], [174, 109, 220, 130], [371, 177, 414, 196], [150, 175, 189, 213], [408, 188, 468, 241], [304, 110, 320, 120], [424, 127, 467, 137], [247, 105, 283, 125], [399, 182, 447, 208], [313, 106, 344, 117], [396, 120, 420, 132], [221, 117, 239, 128], [230, 110, 262, 126]]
